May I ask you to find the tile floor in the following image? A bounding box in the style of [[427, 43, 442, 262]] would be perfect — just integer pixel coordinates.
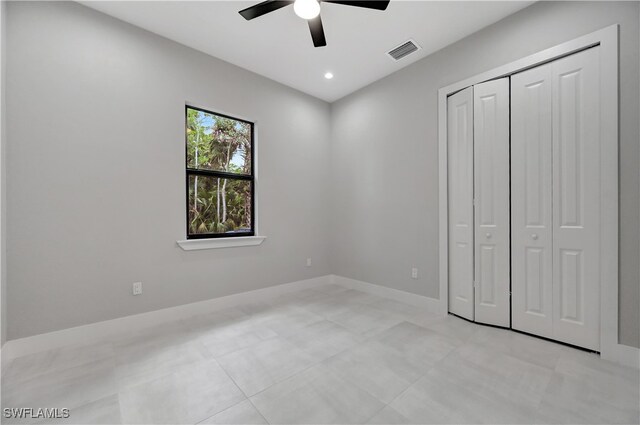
[[2, 284, 639, 424]]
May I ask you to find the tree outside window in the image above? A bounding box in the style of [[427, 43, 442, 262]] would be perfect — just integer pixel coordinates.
[[185, 106, 254, 238]]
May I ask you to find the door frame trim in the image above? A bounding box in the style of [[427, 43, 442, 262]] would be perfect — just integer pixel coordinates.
[[438, 24, 637, 367]]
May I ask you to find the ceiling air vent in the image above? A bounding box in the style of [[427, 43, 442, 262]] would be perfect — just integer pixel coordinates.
[[387, 39, 420, 61]]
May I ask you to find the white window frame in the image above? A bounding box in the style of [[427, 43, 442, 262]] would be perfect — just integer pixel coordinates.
[[177, 102, 265, 251]]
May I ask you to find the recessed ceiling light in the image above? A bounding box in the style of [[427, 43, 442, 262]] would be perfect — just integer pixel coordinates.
[[324, 72, 334, 80]]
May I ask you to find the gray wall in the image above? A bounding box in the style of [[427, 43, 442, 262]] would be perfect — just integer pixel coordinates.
[[5, 1, 331, 340], [5, 1, 639, 348], [1, 0, 6, 346], [330, 1, 640, 347]]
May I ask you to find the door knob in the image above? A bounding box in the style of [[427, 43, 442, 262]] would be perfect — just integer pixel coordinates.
[[485, 233, 492, 239], [531, 234, 538, 240]]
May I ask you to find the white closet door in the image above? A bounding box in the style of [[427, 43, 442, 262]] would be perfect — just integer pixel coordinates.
[[473, 78, 510, 327], [447, 87, 474, 321], [551, 47, 600, 350], [511, 64, 554, 338]]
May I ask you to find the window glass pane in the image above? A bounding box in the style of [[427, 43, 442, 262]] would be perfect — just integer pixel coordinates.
[[188, 174, 252, 235], [186, 107, 252, 174]]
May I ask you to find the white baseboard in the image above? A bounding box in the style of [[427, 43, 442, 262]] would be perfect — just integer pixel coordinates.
[[601, 341, 640, 369], [5, 272, 635, 369], [330, 275, 441, 315], [2, 275, 332, 361], [0, 345, 5, 375]]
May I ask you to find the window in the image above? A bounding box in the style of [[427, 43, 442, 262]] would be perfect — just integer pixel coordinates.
[[185, 106, 254, 239]]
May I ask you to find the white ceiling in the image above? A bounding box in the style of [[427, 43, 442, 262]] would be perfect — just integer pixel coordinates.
[[81, 1, 533, 102]]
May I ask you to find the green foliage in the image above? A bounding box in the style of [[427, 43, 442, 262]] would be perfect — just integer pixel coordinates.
[[187, 108, 252, 235]]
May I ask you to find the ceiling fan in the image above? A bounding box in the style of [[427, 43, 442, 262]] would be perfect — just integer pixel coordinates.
[[239, 0, 391, 48]]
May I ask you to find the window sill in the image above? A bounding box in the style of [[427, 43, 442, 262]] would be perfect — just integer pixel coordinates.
[[177, 236, 266, 251]]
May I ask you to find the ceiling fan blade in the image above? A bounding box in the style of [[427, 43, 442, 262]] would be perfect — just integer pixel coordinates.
[[239, 1, 294, 20], [308, 15, 327, 47], [322, 1, 390, 11]]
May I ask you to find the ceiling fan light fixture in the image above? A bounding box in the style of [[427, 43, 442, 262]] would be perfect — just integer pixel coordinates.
[[239, 0, 390, 47], [293, 0, 321, 20]]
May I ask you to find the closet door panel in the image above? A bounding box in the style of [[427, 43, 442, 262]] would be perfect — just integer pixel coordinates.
[[447, 87, 474, 321], [552, 47, 600, 350], [511, 64, 554, 338], [473, 78, 510, 327]]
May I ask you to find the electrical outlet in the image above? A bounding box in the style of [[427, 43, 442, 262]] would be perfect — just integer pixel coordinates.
[[132, 282, 143, 295], [411, 268, 418, 279], [306, 258, 312, 267]]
